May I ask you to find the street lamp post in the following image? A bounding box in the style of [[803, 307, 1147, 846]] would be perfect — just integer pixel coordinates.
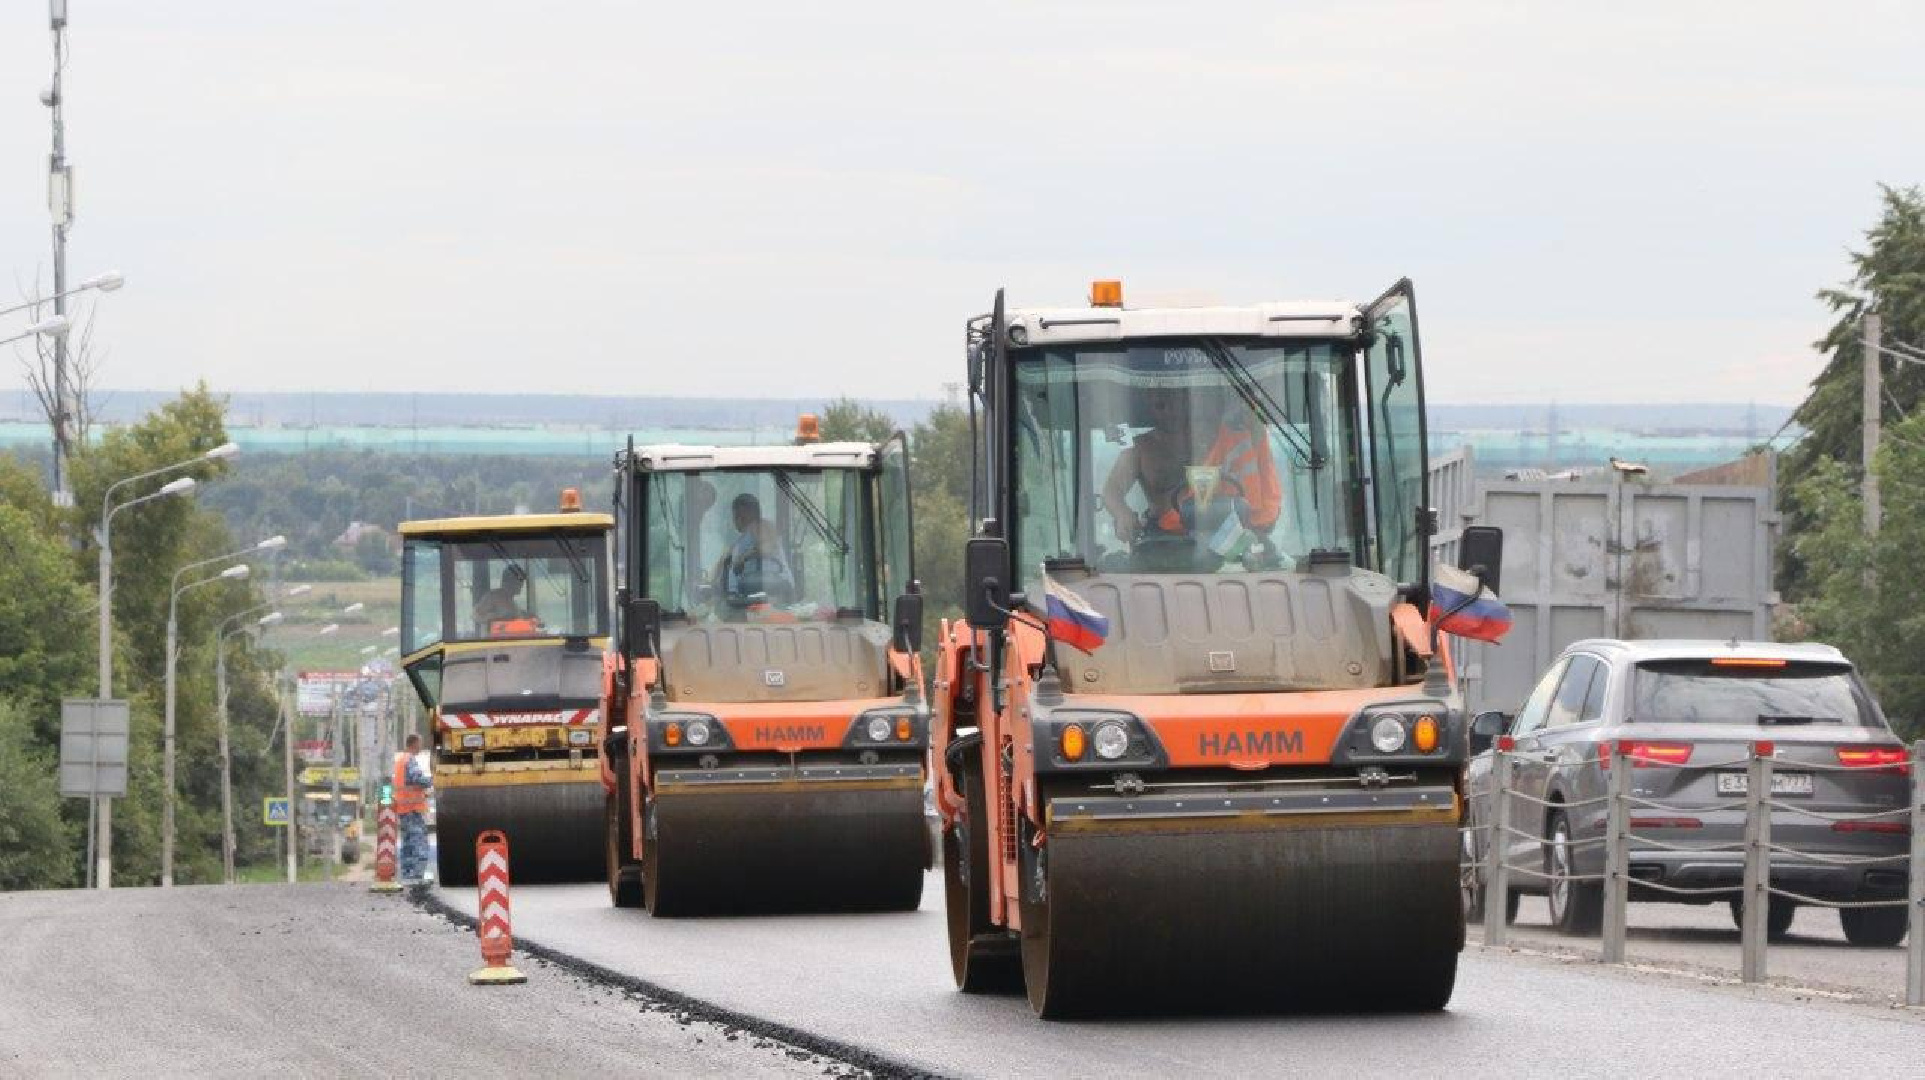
[[0, 314, 70, 348], [216, 608, 282, 884], [93, 455, 220, 889], [161, 534, 285, 886], [0, 270, 123, 320]]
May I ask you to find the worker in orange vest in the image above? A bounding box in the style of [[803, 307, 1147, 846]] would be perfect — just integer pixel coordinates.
[[392, 733, 433, 884], [1108, 395, 1282, 545]]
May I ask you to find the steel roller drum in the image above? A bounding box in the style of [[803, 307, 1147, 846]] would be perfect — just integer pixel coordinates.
[[435, 779, 605, 887], [1021, 818, 1461, 1018], [644, 782, 927, 916]]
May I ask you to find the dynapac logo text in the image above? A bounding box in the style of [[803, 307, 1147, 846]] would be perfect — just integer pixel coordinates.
[[755, 724, 825, 743], [1198, 729, 1304, 757]]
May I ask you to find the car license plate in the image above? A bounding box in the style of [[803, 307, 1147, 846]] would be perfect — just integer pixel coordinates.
[[1715, 771, 1814, 796], [483, 726, 553, 750]]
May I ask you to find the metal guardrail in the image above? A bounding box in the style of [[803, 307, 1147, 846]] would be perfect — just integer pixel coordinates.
[[1463, 739, 1925, 1006]]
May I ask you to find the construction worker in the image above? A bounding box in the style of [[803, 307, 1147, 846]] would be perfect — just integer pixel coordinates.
[[472, 564, 528, 629], [393, 733, 433, 884], [1105, 391, 1281, 544]]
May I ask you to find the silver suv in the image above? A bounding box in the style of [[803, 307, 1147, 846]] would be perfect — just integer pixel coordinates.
[[1464, 639, 1912, 946]]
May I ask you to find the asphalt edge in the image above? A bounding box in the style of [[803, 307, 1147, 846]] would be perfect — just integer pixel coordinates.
[[408, 887, 942, 1079]]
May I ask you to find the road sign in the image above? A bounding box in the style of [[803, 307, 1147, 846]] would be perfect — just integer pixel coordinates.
[[58, 699, 130, 798], [263, 796, 292, 827], [297, 738, 332, 764], [299, 766, 361, 787], [297, 671, 364, 716]]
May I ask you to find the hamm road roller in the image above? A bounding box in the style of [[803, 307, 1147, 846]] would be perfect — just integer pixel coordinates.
[[399, 493, 613, 886], [936, 279, 1507, 1016], [600, 418, 930, 915]]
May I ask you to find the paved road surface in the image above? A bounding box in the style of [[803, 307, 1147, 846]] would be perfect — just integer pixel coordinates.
[[442, 871, 1925, 1078], [1480, 894, 1912, 1002], [0, 885, 844, 1079]]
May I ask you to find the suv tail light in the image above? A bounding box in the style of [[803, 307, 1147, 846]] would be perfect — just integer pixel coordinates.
[[1836, 746, 1911, 775], [1599, 741, 1694, 769]]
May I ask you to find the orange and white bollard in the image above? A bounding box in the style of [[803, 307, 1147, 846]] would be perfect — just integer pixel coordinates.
[[468, 829, 526, 985], [369, 805, 401, 894]]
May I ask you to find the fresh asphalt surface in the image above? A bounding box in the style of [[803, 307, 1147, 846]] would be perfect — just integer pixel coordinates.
[[0, 885, 842, 1079], [442, 870, 1925, 1078]]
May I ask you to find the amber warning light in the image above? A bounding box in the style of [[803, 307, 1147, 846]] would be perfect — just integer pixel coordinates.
[[559, 488, 583, 512], [1089, 280, 1123, 307], [796, 414, 821, 444]]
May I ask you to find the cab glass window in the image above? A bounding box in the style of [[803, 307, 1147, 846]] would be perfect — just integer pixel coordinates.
[[449, 533, 608, 642], [402, 539, 443, 654]]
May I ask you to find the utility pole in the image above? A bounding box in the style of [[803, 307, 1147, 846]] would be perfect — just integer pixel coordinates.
[[45, 0, 75, 508], [1864, 309, 1883, 535], [281, 672, 298, 883]]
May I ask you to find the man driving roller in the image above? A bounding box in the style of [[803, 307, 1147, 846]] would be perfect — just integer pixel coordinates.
[[1103, 386, 1280, 547]]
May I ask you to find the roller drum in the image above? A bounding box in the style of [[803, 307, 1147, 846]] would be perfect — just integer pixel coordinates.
[[645, 784, 927, 916], [1022, 819, 1461, 1018], [435, 779, 604, 887]]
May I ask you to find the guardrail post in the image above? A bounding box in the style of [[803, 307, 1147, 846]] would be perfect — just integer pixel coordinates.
[[1740, 740, 1774, 984], [1602, 738, 1631, 964], [1907, 740, 1922, 1008], [1484, 743, 1513, 947]]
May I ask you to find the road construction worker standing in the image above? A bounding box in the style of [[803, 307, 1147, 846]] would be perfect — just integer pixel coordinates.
[[393, 733, 433, 884]]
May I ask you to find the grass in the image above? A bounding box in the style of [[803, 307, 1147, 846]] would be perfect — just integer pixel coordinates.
[[266, 577, 402, 672], [234, 858, 337, 884]]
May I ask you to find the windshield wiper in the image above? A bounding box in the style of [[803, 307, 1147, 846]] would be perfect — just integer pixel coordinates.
[[1197, 338, 1318, 468], [557, 535, 590, 584], [772, 472, 849, 557]]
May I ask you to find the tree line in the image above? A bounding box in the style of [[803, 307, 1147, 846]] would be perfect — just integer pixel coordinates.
[[0, 388, 289, 889]]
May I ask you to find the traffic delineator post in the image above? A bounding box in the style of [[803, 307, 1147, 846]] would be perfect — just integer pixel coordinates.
[[468, 829, 526, 986], [369, 804, 401, 894]]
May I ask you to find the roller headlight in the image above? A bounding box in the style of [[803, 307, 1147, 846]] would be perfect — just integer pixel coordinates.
[[866, 715, 893, 743], [1092, 720, 1130, 761], [567, 728, 593, 746], [460, 732, 485, 749], [1369, 715, 1408, 754], [684, 718, 712, 746]]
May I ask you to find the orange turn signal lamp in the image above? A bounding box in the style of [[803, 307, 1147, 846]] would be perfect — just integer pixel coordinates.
[[1060, 723, 1087, 761], [1413, 715, 1440, 754], [1089, 279, 1123, 308], [664, 723, 682, 747]]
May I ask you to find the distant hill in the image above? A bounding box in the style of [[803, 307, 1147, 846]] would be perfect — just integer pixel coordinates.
[[0, 390, 1792, 438]]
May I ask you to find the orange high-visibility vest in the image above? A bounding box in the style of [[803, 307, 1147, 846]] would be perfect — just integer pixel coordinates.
[[1202, 422, 1281, 529], [392, 752, 429, 816]]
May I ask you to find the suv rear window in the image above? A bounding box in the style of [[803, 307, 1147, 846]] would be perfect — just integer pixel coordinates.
[[1631, 659, 1872, 726]]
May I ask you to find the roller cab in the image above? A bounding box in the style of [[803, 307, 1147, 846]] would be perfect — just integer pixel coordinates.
[[399, 497, 613, 886], [939, 280, 1506, 1016], [603, 424, 930, 914]]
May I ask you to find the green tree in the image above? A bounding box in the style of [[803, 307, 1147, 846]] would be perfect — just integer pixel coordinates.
[[817, 398, 898, 444], [1781, 185, 1925, 592], [0, 699, 76, 890], [1779, 186, 1925, 738], [0, 502, 92, 738]]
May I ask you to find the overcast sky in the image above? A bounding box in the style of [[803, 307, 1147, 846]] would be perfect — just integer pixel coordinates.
[[2, 2, 1921, 405]]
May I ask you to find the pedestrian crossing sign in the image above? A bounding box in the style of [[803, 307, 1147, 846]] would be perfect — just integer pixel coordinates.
[[263, 796, 292, 826]]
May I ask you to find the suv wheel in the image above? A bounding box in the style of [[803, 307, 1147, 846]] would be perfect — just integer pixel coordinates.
[[1839, 906, 1908, 947], [1727, 897, 1795, 939], [1545, 810, 1602, 935]]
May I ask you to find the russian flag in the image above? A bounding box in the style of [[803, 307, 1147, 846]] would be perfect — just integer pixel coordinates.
[[1432, 564, 1513, 643], [1041, 575, 1110, 654]]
